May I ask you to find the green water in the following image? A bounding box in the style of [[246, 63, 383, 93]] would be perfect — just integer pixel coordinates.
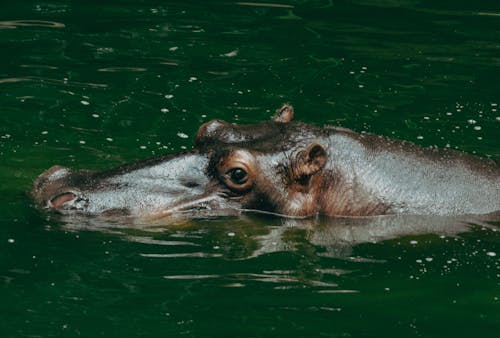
[[1, 0, 499, 337]]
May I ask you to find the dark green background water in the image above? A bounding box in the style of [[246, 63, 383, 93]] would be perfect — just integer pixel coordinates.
[[1, 1, 499, 337]]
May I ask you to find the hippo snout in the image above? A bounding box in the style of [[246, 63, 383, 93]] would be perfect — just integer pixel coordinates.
[[32, 165, 79, 210]]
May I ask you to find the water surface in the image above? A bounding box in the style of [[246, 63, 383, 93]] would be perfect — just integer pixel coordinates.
[[1, 1, 499, 337]]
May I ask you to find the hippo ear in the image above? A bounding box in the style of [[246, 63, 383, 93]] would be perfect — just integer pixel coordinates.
[[273, 104, 294, 123], [294, 143, 327, 181]]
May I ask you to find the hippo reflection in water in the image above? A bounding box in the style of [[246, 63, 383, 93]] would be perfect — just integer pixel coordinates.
[[32, 104, 500, 221]]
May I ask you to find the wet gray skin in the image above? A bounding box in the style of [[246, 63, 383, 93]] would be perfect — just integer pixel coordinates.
[[32, 105, 500, 221]]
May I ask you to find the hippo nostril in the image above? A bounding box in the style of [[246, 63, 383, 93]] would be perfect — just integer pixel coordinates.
[[49, 192, 77, 209], [44, 166, 71, 182], [33, 165, 71, 192]]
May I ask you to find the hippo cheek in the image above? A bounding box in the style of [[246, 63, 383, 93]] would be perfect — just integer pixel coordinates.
[[142, 192, 241, 221]]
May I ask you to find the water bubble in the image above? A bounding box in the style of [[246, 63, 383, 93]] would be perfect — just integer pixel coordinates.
[[227, 232, 236, 237], [161, 108, 169, 113], [80, 100, 90, 106], [8, 238, 15, 243], [79, 140, 86, 144], [164, 94, 174, 99], [222, 50, 238, 57], [486, 252, 496, 257], [177, 132, 189, 139], [92, 114, 99, 118], [410, 240, 418, 245]]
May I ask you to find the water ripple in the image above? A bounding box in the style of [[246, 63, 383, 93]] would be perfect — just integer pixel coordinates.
[[97, 67, 147, 73], [0, 20, 65, 29], [125, 236, 199, 246], [140, 252, 223, 258], [0, 76, 107, 88]]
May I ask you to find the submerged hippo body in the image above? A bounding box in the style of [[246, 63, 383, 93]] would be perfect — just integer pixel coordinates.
[[32, 105, 500, 220]]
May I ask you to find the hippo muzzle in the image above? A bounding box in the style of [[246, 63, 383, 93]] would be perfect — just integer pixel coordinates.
[[31, 152, 240, 220]]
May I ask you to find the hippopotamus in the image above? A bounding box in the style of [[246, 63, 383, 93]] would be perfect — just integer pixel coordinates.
[[32, 104, 500, 221]]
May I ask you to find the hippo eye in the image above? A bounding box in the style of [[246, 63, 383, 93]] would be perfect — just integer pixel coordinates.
[[228, 168, 248, 185], [218, 150, 254, 191]]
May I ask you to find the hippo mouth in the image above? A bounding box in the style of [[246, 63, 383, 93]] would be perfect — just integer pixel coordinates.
[[47, 191, 88, 210], [144, 193, 243, 220]]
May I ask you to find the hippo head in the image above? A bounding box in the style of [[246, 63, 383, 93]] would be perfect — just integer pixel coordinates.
[[32, 105, 333, 221]]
